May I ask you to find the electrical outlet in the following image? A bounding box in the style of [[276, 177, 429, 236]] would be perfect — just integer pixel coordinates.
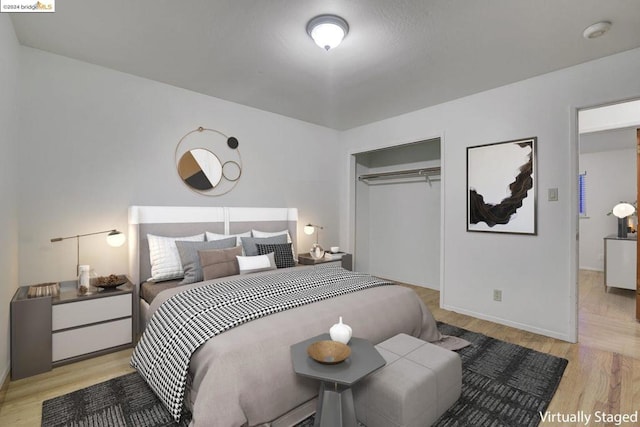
[[548, 188, 558, 201], [493, 289, 502, 302]]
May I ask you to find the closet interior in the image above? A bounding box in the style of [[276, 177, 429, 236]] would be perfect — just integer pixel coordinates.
[[353, 138, 441, 289]]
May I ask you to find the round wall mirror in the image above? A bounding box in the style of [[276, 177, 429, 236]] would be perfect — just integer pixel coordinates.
[[175, 127, 242, 196], [222, 160, 242, 181], [177, 149, 223, 190]]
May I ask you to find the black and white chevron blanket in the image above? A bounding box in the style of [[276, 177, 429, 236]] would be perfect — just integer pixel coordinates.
[[130, 264, 393, 422]]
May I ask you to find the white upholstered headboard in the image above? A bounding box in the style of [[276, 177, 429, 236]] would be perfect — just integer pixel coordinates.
[[128, 206, 299, 287]]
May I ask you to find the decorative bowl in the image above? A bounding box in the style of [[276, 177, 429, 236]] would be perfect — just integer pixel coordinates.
[[94, 274, 127, 289], [307, 340, 351, 364]]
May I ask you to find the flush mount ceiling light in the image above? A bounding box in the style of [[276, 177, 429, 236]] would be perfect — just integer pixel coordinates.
[[582, 21, 611, 39], [306, 14, 349, 51]]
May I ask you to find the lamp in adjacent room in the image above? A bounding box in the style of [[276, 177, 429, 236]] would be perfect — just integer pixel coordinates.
[[50, 229, 126, 275], [612, 203, 635, 238], [304, 223, 325, 259], [306, 14, 349, 51]]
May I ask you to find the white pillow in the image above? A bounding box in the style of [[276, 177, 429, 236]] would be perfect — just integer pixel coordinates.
[[148, 233, 205, 282], [236, 253, 277, 274], [251, 229, 291, 242], [252, 229, 296, 260], [206, 231, 251, 247]]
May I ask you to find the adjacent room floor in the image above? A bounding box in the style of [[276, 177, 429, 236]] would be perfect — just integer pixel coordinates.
[[578, 269, 639, 358]]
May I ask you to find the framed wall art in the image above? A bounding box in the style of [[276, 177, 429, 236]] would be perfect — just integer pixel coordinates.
[[467, 137, 537, 235]]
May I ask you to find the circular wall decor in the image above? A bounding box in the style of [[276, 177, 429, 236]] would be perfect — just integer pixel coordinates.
[[175, 127, 242, 196]]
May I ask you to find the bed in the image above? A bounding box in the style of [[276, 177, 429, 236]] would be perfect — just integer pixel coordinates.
[[127, 206, 449, 427], [128, 206, 300, 331]]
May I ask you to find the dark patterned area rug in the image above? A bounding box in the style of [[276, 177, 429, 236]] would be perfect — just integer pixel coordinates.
[[433, 323, 567, 427], [41, 323, 567, 427]]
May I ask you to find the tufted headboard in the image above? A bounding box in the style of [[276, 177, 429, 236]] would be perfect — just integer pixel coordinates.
[[128, 206, 299, 287]]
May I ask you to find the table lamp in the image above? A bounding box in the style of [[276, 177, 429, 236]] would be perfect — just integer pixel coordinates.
[[612, 203, 635, 238], [304, 224, 325, 259], [50, 229, 126, 275]]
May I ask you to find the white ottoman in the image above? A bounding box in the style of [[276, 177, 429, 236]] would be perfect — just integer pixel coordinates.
[[353, 333, 462, 427]]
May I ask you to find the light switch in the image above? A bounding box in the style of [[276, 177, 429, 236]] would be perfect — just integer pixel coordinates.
[[548, 188, 558, 201]]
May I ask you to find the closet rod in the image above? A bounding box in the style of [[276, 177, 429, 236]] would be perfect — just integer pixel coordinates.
[[358, 166, 441, 181]]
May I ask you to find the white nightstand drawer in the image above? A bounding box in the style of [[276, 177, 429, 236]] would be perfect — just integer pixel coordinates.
[[52, 318, 131, 362], [52, 294, 131, 331]]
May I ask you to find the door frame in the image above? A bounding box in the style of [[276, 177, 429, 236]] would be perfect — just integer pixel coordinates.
[[636, 128, 640, 320], [575, 97, 640, 341]]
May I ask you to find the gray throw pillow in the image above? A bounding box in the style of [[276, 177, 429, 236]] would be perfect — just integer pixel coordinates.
[[240, 234, 287, 256], [176, 237, 237, 284]]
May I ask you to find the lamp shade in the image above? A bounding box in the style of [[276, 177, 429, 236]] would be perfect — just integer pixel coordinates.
[[304, 225, 315, 235], [106, 230, 126, 247], [612, 203, 635, 219], [307, 15, 349, 51]]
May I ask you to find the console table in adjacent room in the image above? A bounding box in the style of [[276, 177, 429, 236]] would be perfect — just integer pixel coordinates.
[[603, 234, 637, 291]]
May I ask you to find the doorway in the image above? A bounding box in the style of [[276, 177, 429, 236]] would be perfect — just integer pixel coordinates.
[[577, 99, 640, 357]]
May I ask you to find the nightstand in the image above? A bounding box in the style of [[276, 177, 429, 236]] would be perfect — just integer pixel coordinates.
[[298, 253, 353, 271], [10, 279, 136, 380]]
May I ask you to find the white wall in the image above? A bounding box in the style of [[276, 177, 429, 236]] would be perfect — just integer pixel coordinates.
[[579, 146, 636, 271], [580, 126, 637, 153], [0, 15, 20, 384], [17, 47, 340, 285], [339, 47, 640, 342]]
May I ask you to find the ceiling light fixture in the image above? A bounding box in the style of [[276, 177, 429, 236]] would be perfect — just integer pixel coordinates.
[[306, 14, 349, 51], [582, 21, 611, 39]]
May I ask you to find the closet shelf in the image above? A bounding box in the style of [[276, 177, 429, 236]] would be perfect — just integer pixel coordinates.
[[358, 167, 441, 182]]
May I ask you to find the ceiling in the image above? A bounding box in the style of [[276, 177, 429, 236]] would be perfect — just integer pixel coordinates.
[[10, 0, 640, 130]]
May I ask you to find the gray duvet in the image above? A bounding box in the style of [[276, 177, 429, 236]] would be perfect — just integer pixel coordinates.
[[146, 265, 443, 427]]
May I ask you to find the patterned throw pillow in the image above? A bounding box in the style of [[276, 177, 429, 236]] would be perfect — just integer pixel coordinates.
[[252, 229, 297, 261], [256, 243, 296, 268]]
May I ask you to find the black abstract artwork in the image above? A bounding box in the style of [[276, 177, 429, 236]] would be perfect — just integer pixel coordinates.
[[467, 137, 537, 235]]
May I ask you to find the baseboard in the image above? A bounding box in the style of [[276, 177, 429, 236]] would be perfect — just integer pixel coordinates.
[[578, 266, 604, 272], [441, 304, 576, 343], [378, 277, 440, 291], [0, 364, 9, 408]]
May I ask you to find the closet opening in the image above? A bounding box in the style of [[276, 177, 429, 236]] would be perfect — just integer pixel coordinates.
[[352, 138, 441, 289]]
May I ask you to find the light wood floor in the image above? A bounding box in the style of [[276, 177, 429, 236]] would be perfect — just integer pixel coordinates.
[[1, 270, 638, 426]]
